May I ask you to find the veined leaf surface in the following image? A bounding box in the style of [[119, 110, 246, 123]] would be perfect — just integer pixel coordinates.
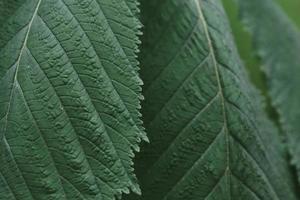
[[0, 0, 146, 199], [131, 0, 299, 199], [124, 0, 140, 17], [237, 0, 300, 184]]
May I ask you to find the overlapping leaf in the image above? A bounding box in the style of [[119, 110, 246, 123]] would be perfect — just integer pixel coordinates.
[[0, 0, 146, 199], [129, 0, 299, 199], [237, 0, 300, 184]]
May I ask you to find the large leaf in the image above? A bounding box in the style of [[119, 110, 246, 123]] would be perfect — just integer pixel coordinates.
[[129, 0, 299, 199], [237, 0, 300, 184], [0, 0, 146, 199]]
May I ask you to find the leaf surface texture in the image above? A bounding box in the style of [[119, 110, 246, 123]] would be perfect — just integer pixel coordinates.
[[130, 0, 299, 199], [0, 0, 146, 199]]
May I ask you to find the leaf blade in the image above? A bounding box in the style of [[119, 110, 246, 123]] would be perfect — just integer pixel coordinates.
[[0, 0, 145, 199], [131, 0, 299, 199]]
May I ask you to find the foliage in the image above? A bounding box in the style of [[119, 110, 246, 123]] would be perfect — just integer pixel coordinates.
[[0, 0, 145, 199], [238, 0, 300, 185], [129, 0, 299, 199], [0, 0, 300, 199]]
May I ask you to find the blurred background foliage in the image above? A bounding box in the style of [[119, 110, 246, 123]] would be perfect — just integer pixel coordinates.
[[276, 0, 300, 27], [222, 0, 300, 120]]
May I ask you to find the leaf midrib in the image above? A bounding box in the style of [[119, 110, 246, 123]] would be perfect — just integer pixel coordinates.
[[2, 0, 43, 199], [3, 0, 42, 134], [148, 1, 231, 198], [143, 1, 232, 198], [195, 1, 280, 199], [195, 0, 231, 198]]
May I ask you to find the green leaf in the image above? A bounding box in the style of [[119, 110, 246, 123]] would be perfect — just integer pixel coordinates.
[[237, 0, 300, 185], [124, 0, 140, 17], [0, 0, 146, 199], [130, 0, 299, 199]]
